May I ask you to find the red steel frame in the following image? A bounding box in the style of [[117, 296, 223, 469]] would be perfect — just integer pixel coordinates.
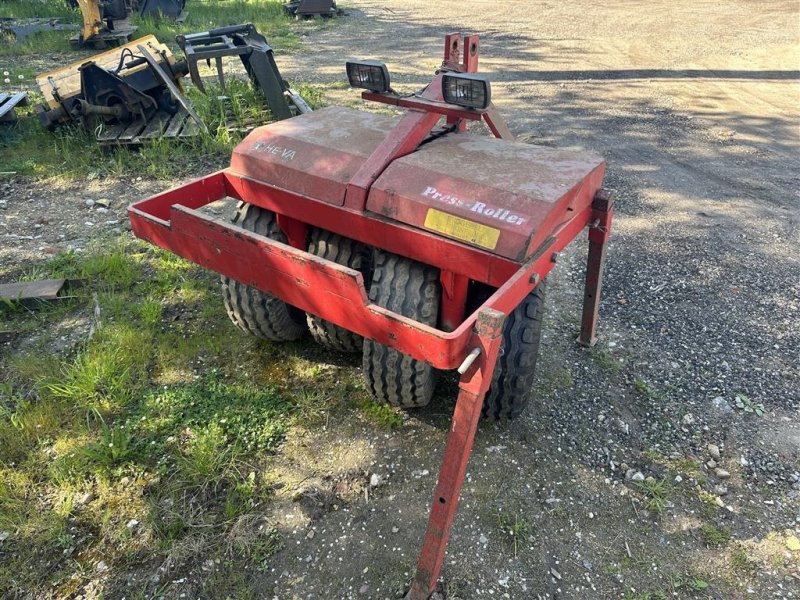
[[127, 33, 614, 599]]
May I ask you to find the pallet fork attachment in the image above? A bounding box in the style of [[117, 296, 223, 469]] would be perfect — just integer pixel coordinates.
[[176, 24, 311, 120]]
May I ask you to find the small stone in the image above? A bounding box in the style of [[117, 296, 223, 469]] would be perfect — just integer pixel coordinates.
[[710, 396, 733, 413], [126, 519, 139, 530], [715, 485, 728, 496], [95, 198, 111, 208], [479, 534, 488, 544], [85, 199, 95, 208], [391, 526, 399, 533], [550, 567, 562, 580], [707, 459, 717, 469], [369, 473, 381, 488], [96, 207, 109, 214], [625, 468, 636, 480], [682, 413, 696, 426], [708, 444, 721, 460], [715, 468, 731, 479], [96, 561, 108, 572], [306, 529, 315, 539], [0, 531, 9, 542], [631, 471, 645, 483], [76, 491, 95, 506], [674, 475, 683, 483]]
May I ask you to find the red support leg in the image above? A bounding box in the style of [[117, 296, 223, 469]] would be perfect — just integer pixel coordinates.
[[579, 189, 614, 347], [407, 309, 506, 600]]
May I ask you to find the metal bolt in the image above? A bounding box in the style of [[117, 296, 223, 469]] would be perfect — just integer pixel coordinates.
[[551, 252, 560, 263], [457, 347, 482, 375], [529, 272, 540, 284]]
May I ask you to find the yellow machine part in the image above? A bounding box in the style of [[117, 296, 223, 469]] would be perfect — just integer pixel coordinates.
[[35, 36, 176, 110], [76, 0, 104, 43]]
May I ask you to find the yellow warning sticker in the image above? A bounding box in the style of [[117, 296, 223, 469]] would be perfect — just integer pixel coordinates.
[[424, 208, 500, 250]]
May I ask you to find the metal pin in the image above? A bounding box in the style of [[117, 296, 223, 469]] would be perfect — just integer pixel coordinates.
[[457, 347, 482, 374]]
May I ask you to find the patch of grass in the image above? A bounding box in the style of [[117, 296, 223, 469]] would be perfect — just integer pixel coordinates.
[[697, 489, 721, 516], [133, 374, 291, 458], [730, 544, 757, 573], [588, 346, 623, 372], [496, 512, 529, 557], [46, 323, 153, 411], [80, 409, 138, 469], [0, 0, 74, 19], [635, 477, 673, 514], [699, 523, 731, 547], [226, 515, 282, 568], [357, 395, 404, 429]]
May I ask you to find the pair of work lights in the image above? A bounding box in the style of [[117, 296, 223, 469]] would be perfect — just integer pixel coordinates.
[[345, 60, 492, 110]]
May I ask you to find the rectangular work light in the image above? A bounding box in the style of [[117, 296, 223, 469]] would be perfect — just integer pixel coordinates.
[[442, 72, 492, 110], [346, 60, 391, 93]]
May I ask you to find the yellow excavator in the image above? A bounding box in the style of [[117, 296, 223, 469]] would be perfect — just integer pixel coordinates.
[[68, 0, 185, 48]]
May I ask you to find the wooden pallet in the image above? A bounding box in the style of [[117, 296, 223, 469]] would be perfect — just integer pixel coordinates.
[[0, 92, 28, 124], [95, 109, 203, 146]]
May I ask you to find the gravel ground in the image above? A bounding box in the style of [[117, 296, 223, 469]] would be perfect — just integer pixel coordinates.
[[1, 1, 798, 599]]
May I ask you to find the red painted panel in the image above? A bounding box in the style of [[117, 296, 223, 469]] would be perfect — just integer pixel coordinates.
[[230, 106, 398, 206], [368, 134, 605, 260]]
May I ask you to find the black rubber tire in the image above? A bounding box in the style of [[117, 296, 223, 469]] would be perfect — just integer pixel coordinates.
[[306, 229, 373, 352], [482, 281, 547, 420], [220, 203, 306, 342], [362, 251, 440, 408]]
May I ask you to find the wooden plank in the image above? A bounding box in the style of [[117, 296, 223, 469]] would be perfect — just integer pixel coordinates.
[[0, 92, 27, 123], [179, 117, 202, 138], [163, 112, 188, 138], [118, 119, 147, 142], [97, 122, 128, 143], [35, 35, 175, 110], [136, 112, 170, 140], [0, 279, 65, 302]]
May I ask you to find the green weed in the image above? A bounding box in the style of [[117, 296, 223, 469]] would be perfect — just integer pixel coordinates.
[[80, 409, 137, 469], [635, 477, 673, 514], [496, 512, 529, 557], [699, 523, 731, 547], [589, 347, 623, 372], [357, 395, 404, 429], [730, 544, 756, 573], [734, 394, 765, 416]]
